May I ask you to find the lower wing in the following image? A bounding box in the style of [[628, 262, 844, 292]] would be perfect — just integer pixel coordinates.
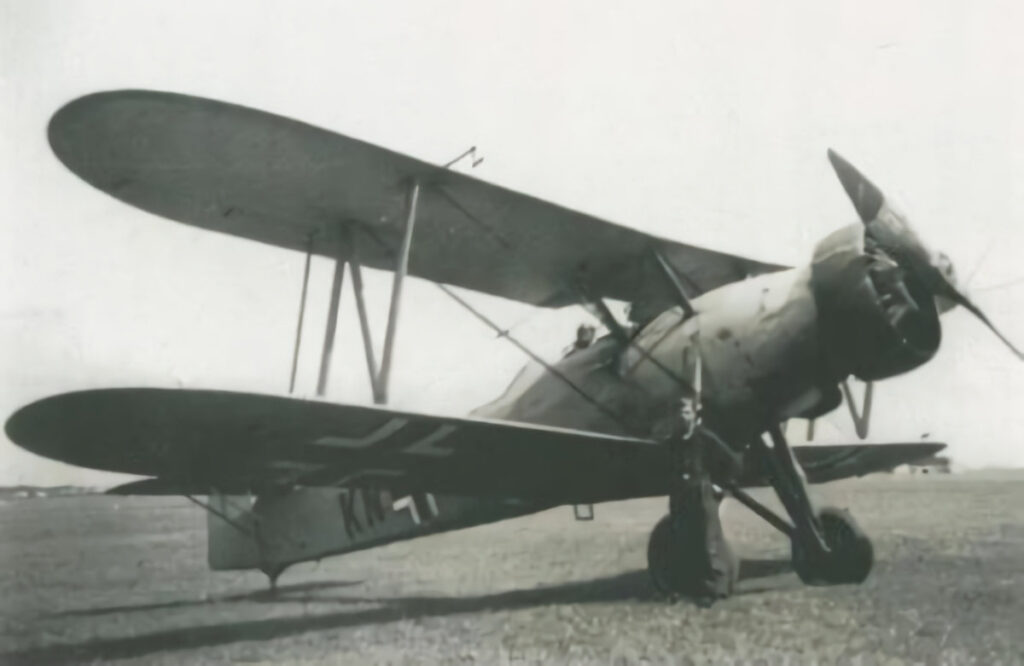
[[6, 388, 944, 502]]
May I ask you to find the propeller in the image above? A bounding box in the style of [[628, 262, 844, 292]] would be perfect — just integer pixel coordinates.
[[827, 149, 1023, 361]]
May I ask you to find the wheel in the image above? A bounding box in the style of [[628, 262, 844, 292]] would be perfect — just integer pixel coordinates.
[[647, 514, 737, 599], [791, 507, 874, 585]]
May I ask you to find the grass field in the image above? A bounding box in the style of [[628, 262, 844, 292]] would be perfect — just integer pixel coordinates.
[[1, 473, 1022, 665]]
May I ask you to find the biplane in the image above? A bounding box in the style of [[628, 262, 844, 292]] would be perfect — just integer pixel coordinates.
[[7, 90, 1021, 599]]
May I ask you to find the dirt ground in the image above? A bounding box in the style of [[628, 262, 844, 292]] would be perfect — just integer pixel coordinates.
[[0, 472, 1022, 665]]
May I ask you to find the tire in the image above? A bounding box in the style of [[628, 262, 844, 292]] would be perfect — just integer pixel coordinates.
[[792, 507, 874, 585]]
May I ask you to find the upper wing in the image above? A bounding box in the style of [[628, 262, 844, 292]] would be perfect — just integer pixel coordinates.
[[48, 90, 784, 314], [7, 388, 944, 503]]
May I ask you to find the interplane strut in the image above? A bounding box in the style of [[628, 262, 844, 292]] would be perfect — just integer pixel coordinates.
[[288, 235, 314, 394], [293, 180, 422, 404], [316, 243, 347, 397], [377, 181, 421, 404]]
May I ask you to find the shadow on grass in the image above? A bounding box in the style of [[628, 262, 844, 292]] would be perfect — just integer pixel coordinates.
[[11, 559, 793, 664], [739, 557, 792, 580], [51, 580, 364, 617]]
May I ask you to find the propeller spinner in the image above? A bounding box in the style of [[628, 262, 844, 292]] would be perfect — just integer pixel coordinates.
[[827, 149, 1023, 361]]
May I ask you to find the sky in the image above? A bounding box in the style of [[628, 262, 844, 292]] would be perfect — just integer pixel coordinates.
[[1, 0, 1023, 487]]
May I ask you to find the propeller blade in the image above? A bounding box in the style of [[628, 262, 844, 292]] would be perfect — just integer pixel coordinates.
[[828, 149, 1023, 361], [936, 280, 1024, 361], [827, 149, 885, 223], [829, 149, 934, 276]]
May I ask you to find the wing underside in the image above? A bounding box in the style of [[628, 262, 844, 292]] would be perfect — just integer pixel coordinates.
[[7, 389, 944, 503], [48, 90, 785, 316]]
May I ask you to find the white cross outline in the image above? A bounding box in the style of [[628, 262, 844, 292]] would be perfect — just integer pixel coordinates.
[[402, 424, 457, 457], [314, 418, 408, 449]]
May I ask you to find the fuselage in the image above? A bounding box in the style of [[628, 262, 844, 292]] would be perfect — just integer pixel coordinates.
[[474, 223, 944, 448], [474, 267, 821, 444]]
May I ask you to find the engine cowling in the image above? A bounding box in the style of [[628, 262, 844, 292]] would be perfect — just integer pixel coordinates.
[[810, 225, 941, 381]]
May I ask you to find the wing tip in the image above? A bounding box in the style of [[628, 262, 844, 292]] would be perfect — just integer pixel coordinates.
[[48, 89, 194, 173]]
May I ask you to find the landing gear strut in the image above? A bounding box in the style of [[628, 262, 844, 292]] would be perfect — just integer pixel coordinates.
[[646, 420, 874, 600], [749, 424, 874, 585]]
